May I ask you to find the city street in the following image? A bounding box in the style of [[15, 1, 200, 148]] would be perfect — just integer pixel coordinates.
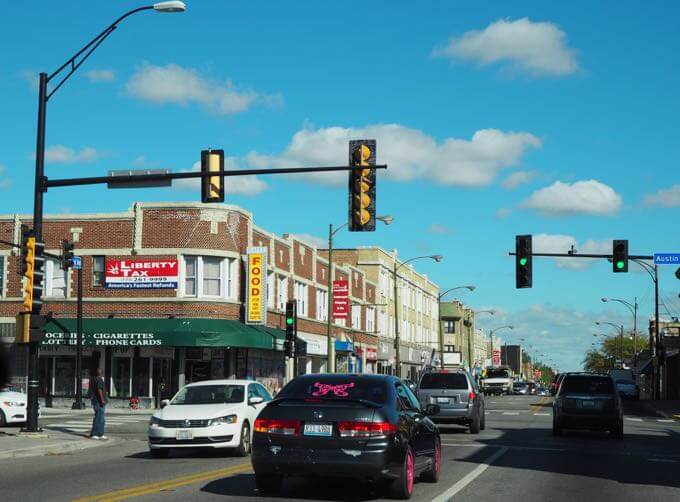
[[2, 396, 679, 501]]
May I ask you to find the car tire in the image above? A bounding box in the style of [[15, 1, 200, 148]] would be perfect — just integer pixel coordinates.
[[150, 448, 170, 458], [480, 409, 486, 431], [469, 414, 481, 434], [612, 421, 624, 440], [0, 410, 7, 427], [234, 421, 251, 457], [552, 417, 562, 436], [388, 445, 415, 499], [255, 473, 283, 495], [420, 437, 441, 483]]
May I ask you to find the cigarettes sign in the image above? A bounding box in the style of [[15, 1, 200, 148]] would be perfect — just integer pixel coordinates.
[[332, 280, 350, 319], [105, 259, 178, 289], [246, 247, 267, 325]]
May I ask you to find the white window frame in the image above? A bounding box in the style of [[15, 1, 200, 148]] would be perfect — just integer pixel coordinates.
[[44, 258, 67, 298], [351, 304, 361, 330], [266, 271, 275, 309], [92, 255, 105, 287], [294, 281, 308, 317], [276, 275, 288, 310], [181, 255, 235, 299], [366, 307, 375, 334], [316, 289, 328, 321]]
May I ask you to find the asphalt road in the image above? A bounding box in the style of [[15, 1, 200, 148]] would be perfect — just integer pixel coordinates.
[[2, 396, 680, 502]]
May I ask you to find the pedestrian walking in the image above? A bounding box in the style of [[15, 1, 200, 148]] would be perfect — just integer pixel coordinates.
[[89, 368, 108, 440]]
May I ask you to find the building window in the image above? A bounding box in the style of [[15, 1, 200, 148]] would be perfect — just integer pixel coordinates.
[[366, 307, 375, 333], [0, 256, 4, 296], [444, 320, 456, 334], [267, 271, 275, 309], [316, 289, 328, 321], [294, 281, 308, 317], [184, 256, 197, 296], [351, 304, 361, 330], [202, 256, 222, 297], [276, 275, 288, 310], [44, 258, 67, 298], [181, 255, 236, 299], [92, 256, 105, 287]]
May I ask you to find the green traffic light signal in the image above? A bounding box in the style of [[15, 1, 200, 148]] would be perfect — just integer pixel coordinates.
[[616, 260, 625, 270], [519, 257, 528, 266], [286, 317, 294, 326]]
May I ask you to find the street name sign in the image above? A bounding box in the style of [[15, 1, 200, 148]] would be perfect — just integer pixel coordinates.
[[654, 253, 680, 265], [72, 256, 82, 270]]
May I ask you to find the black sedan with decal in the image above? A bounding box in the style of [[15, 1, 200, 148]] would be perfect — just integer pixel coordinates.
[[251, 374, 441, 499]]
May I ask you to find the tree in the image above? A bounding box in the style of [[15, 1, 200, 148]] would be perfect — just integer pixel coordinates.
[[582, 331, 648, 372]]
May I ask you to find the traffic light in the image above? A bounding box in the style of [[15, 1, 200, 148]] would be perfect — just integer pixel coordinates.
[[15, 313, 29, 344], [201, 149, 224, 203], [348, 140, 376, 232], [612, 240, 628, 273], [285, 300, 297, 343], [284, 340, 294, 358], [19, 225, 31, 276], [61, 240, 74, 271], [295, 337, 307, 358], [515, 234, 533, 289], [22, 235, 44, 312]]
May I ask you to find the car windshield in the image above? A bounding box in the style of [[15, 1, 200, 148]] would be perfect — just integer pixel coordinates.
[[561, 376, 614, 395], [486, 369, 510, 379], [277, 377, 388, 404], [419, 373, 468, 390], [171, 385, 245, 405]]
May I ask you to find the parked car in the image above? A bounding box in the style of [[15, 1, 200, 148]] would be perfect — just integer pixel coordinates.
[[615, 379, 639, 400], [251, 374, 441, 499], [513, 381, 528, 395], [552, 373, 623, 439], [416, 369, 485, 434], [148, 379, 271, 457], [0, 388, 27, 426]]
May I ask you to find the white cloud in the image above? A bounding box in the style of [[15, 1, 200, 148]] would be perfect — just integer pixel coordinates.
[[246, 124, 541, 187], [85, 69, 115, 82], [43, 145, 104, 164], [644, 184, 680, 208], [496, 207, 511, 218], [522, 180, 622, 216], [428, 223, 451, 235], [19, 70, 39, 91], [126, 63, 278, 115], [0, 164, 11, 189], [173, 160, 267, 196], [502, 170, 538, 189], [434, 18, 579, 77], [534, 233, 610, 270], [289, 234, 327, 249]]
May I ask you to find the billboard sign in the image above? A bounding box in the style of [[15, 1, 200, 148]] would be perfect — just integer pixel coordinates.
[[105, 259, 178, 289], [246, 247, 267, 325], [332, 280, 350, 319], [443, 351, 462, 366], [492, 349, 501, 366]]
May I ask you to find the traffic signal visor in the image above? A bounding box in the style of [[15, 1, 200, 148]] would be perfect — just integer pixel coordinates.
[[349, 140, 376, 231], [201, 149, 225, 203], [23, 237, 36, 312]]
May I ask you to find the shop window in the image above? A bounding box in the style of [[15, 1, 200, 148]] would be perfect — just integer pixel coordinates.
[[111, 357, 131, 398], [132, 357, 150, 397], [54, 357, 75, 396], [92, 256, 105, 286]]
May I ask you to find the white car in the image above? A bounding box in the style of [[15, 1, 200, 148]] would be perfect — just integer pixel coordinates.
[[148, 379, 271, 458], [0, 389, 27, 426]]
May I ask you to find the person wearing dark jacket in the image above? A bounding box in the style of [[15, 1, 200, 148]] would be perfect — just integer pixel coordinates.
[[89, 368, 108, 440]]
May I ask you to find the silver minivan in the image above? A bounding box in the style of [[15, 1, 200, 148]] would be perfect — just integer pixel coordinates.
[[415, 369, 485, 434]]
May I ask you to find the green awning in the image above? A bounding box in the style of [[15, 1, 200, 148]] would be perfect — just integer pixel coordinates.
[[41, 318, 284, 350]]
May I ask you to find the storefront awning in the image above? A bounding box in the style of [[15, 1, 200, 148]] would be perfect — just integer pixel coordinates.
[[42, 318, 285, 350]]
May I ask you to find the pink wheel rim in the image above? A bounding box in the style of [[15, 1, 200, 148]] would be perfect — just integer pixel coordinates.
[[434, 441, 441, 475], [406, 449, 414, 494]]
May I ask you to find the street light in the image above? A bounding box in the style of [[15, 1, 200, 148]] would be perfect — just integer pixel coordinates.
[[437, 285, 477, 369], [595, 321, 625, 369], [24, 2, 184, 433], [325, 215, 392, 373], [601, 297, 638, 369], [393, 255, 442, 377]]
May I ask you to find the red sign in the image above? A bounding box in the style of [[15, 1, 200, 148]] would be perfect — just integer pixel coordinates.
[[492, 349, 501, 366], [105, 258, 178, 289], [332, 280, 350, 319], [366, 347, 378, 361]]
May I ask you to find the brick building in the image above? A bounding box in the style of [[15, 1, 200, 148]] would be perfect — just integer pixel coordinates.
[[0, 202, 379, 407]]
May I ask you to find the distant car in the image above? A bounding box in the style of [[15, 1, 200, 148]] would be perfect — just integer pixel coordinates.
[[481, 367, 513, 395], [251, 374, 441, 499], [0, 388, 27, 426], [537, 387, 551, 396], [615, 379, 639, 400], [513, 381, 528, 395], [552, 373, 623, 439], [148, 379, 271, 458], [416, 369, 485, 434]]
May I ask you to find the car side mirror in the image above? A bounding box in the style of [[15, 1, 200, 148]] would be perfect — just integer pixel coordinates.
[[425, 404, 440, 416], [249, 396, 264, 405], [160, 399, 170, 409]]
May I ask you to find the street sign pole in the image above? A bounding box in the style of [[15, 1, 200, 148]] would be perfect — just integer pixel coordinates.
[[72, 265, 85, 410]]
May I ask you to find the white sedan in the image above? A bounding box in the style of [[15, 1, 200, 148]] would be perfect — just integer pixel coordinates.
[[148, 379, 271, 458], [0, 389, 27, 426]]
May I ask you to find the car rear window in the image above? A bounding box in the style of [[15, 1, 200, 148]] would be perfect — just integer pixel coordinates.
[[561, 376, 615, 395], [419, 373, 468, 390], [278, 377, 388, 404], [486, 369, 510, 379]]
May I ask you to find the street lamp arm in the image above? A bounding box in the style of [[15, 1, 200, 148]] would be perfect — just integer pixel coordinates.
[[47, 6, 156, 99], [438, 285, 475, 300], [330, 222, 349, 238], [396, 255, 441, 272]]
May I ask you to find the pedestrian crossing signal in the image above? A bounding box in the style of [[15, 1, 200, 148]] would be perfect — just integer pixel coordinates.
[[348, 140, 376, 232], [201, 149, 224, 203]]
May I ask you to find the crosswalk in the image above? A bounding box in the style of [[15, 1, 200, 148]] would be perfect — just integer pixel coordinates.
[[43, 415, 150, 434]]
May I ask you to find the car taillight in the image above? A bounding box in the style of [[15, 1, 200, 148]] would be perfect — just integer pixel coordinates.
[[337, 421, 398, 438], [469, 391, 476, 402], [254, 419, 300, 436]]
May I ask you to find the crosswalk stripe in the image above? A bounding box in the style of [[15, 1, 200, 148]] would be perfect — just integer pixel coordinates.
[[502, 412, 520, 415], [625, 417, 643, 422], [534, 413, 550, 416], [657, 419, 674, 423]]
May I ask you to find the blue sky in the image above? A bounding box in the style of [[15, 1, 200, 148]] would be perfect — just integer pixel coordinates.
[[1, 1, 679, 371]]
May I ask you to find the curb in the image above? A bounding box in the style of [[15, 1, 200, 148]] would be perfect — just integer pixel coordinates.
[[642, 402, 678, 420], [0, 437, 119, 460]]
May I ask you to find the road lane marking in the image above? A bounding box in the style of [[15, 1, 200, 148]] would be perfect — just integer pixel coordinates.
[[442, 442, 564, 452], [431, 446, 509, 502], [657, 419, 674, 423], [625, 418, 643, 422], [648, 458, 679, 463], [502, 412, 520, 415], [71, 463, 252, 502], [534, 413, 551, 416]]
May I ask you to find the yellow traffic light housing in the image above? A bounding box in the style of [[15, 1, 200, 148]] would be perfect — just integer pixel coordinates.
[[201, 149, 225, 203], [348, 140, 376, 232], [23, 236, 36, 312], [15, 313, 30, 344]]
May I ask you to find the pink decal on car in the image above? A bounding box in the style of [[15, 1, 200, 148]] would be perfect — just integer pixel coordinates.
[[311, 382, 356, 397]]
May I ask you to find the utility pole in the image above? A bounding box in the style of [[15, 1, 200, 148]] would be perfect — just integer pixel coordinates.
[[326, 223, 335, 373]]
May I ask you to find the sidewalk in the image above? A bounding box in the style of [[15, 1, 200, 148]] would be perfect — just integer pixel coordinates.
[[642, 400, 680, 419], [41, 406, 155, 417], [0, 428, 117, 460]]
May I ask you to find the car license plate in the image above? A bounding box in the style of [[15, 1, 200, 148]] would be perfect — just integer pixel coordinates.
[[436, 397, 449, 404], [304, 423, 333, 437], [176, 430, 193, 440], [581, 400, 596, 408]]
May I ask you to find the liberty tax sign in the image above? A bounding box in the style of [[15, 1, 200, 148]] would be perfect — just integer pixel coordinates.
[[105, 259, 178, 289]]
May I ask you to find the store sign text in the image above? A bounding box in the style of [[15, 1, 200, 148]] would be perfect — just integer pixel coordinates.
[[246, 247, 267, 325], [105, 258, 178, 289], [42, 332, 163, 346]]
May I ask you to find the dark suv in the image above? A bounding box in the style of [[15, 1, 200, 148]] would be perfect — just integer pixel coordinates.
[[552, 373, 623, 439], [415, 369, 485, 434]]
